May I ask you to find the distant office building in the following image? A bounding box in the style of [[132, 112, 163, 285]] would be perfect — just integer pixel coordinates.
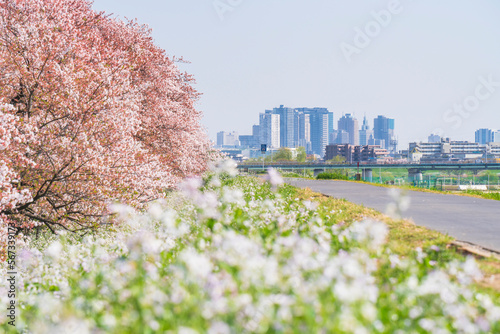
[[489, 142, 500, 156], [325, 144, 389, 162], [270, 105, 296, 148], [217, 131, 239, 147], [338, 113, 359, 146], [309, 109, 329, 157], [296, 107, 331, 157], [252, 125, 260, 138], [220, 148, 245, 162], [359, 115, 373, 146], [329, 130, 338, 144], [494, 130, 500, 143], [238, 124, 260, 148], [374, 115, 397, 154], [368, 137, 385, 148], [297, 112, 311, 150], [259, 112, 280, 149], [409, 138, 492, 161], [328, 111, 334, 140], [239, 135, 258, 148], [335, 129, 350, 144], [475, 128, 495, 144], [259, 105, 331, 156], [428, 134, 441, 143]]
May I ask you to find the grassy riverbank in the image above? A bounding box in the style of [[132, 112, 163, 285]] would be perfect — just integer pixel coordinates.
[[2, 168, 500, 333]]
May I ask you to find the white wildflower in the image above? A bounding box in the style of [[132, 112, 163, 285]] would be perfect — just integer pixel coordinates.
[[208, 321, 231, 334], [211, 159, 238, 176], [45, 241, 63, 260], [386, 188, 411, 219], [178, 327, 199, 334], [126, 231, 161, 256], [303, 200, 319, 211], [179, 176, 203, 199], [264, 168, 283, 189], [180, 248, 213, 280], [222, 187, 245, 205]]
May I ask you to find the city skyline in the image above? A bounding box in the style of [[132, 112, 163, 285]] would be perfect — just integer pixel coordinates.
[[218, 109, 500, 150], [219, 106, 400, 154], [216, 106, 400, 161], [217, 109, 499, 151], [91, 1, 500, 150]]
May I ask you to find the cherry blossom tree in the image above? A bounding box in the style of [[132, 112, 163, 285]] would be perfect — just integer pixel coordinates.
[[0, 0, 211, 236]]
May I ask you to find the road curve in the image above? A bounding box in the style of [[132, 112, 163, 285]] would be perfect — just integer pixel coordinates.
[[287, 179, 500, 253]]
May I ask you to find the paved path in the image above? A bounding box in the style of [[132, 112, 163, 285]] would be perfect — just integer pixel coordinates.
[[287, 179, 500, 253]]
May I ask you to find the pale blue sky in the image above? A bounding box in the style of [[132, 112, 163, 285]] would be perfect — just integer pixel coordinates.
[[92, 0, 500, 148]]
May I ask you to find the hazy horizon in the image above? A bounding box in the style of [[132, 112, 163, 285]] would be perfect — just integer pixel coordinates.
[[92, 0, 500, 148]]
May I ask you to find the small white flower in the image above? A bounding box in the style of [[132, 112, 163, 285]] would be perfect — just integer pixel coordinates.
[[149, 320, 160, 331], [303, 200, 318, 211], [463, 256, 482, 281], [51, 317, 90, 334], [208, 321, 231, 334], [211, 159, 238, 176], [180, 248, 213, 280], [386, 188, 411, 219], [148, 202, 164, 220], [178, 327, 199, 334], [222, 187, 244, 205], [179, 177, 203, 199], [346, 220, 388, 251], [361, 303, 377, 322], [45, 241, 63, 260], [126, 231, 161, 256], [430, 245, 440, 252], [264, 168, 283, 189]]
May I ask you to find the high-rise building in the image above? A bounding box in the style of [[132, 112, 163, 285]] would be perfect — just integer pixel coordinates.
[[359, 115, 373, 146], [271, 105, 296, 148], [329, 130, 338, 145], [335, 130, 350, 144], [296, 107, 330, 157], [368, 137, 385, 148], [328, 111, 334, 140], [216, 131, 239, 147], [428, 134, 441, 143], [475, 128, 495, 144], [374, 115, 397, 153], [238, 135, 254, 148], [310, 111, 329, 157], [259, 112, 280, 148], [338, 113, 359, 146], [238, 125, 261, 148], [494, 130, 500, 143], [297, 112, 311, 149], [325, 144, 389, 163], [252, 125, 260, 138]]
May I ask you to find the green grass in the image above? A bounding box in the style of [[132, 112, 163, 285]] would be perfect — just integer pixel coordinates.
[[316, 171, 349, 180], [464, 190, 500, 201]]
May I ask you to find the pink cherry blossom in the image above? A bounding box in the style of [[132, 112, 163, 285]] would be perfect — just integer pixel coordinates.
[[0, 0, 211, 248]]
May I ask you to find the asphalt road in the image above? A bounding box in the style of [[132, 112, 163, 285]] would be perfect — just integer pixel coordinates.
[[287, 179, 500, 252]]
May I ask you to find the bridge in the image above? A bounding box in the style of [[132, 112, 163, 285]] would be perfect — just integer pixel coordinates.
[[237, 163, 500, 182]]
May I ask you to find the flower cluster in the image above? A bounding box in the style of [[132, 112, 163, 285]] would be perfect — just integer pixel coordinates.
[[1, 163, 499, 333], [0, 0, 211, 235]]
